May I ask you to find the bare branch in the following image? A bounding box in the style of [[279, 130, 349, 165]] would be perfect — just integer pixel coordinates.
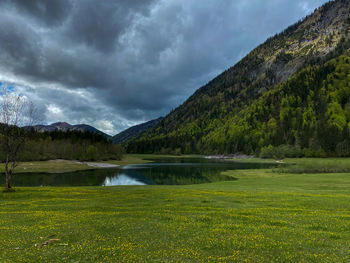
[[0, 86, 39, 189]]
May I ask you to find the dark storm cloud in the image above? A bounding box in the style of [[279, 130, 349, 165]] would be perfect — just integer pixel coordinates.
[[67, 0, 155, 53], [7, 0, 71, 26], [0, 0, 329, 134]]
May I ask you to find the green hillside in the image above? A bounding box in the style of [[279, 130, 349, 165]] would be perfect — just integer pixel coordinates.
[[203, 54, 350, 156], [127, 0, 350, 156]]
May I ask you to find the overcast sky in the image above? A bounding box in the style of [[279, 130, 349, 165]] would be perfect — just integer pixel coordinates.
[[0, 0, 329, 135]]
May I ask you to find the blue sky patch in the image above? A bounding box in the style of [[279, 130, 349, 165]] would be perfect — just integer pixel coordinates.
[[7, 86, 15, 92]]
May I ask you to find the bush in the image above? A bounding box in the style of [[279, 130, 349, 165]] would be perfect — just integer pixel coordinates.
[[303, 148, 327, 158], [260, 145, 277, 159], [280, 145, 303, 158], [260, 145, 303, 159]]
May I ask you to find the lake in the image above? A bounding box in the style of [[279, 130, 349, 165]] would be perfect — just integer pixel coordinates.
[[8, 157, 275, 187]]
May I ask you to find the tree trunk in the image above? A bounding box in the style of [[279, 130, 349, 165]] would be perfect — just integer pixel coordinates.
[[6, 172, 11, 189], [5, 155, 12, 189]]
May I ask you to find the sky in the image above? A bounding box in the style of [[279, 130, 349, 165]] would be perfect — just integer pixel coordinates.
[[0, 0, 329, 135]]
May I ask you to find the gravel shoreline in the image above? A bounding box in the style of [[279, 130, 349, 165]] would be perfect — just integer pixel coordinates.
[[76, 162, 120, 168], [204, 154, 255, 160]]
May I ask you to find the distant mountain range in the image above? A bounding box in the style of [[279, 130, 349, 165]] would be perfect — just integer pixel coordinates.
[[26, 119, 164, 143], [26, 122, 111, 138], [112, 117, 163, 144]]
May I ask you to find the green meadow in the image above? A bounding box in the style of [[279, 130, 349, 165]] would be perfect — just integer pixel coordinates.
[[1, 157, 350, 262]]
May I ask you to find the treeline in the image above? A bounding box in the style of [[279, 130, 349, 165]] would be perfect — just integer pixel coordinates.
[[127, 54, 350, 157], [0, 128, 123, 162]]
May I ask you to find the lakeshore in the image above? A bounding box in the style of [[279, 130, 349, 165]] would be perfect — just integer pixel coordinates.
[[1, 156, 350, 262]]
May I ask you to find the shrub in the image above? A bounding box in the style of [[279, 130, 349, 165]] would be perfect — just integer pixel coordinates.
[[260, 145, 303, 159]]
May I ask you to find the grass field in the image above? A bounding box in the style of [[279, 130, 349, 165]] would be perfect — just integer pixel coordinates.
[[1, 160, 350, 262]]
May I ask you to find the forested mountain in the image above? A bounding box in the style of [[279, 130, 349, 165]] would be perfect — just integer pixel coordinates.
[[127, 0, 350, 157], [27, 122, 111, 138], [112, 117, 163, 144]]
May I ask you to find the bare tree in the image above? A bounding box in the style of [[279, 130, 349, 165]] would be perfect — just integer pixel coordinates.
[[0, 86, 39, 189]]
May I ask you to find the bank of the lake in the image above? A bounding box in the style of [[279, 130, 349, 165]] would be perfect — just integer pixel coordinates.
[[4, 155, 350, 174], [1, 161, 350, 262], [0, 154, 164, 174], [1, 157, 350, 262], [4, 156, 275, 187]]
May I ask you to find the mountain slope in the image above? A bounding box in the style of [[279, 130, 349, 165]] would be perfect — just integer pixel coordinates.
[[128, 0, 350, 155], [203, 54, 350, 156], [28, 122, 111, 138], [112, 117, 163, 144]]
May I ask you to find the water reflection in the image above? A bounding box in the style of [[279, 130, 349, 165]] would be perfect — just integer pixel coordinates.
[[4, 158, 276, 187], [103, 174, 146, 186]]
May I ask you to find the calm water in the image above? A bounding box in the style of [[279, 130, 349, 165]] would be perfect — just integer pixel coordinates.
[[6, 158, 275, 187]]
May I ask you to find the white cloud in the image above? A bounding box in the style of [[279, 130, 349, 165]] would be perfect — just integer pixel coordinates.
[[47, 104, 64, 120], [94, 120, 115, 136]]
